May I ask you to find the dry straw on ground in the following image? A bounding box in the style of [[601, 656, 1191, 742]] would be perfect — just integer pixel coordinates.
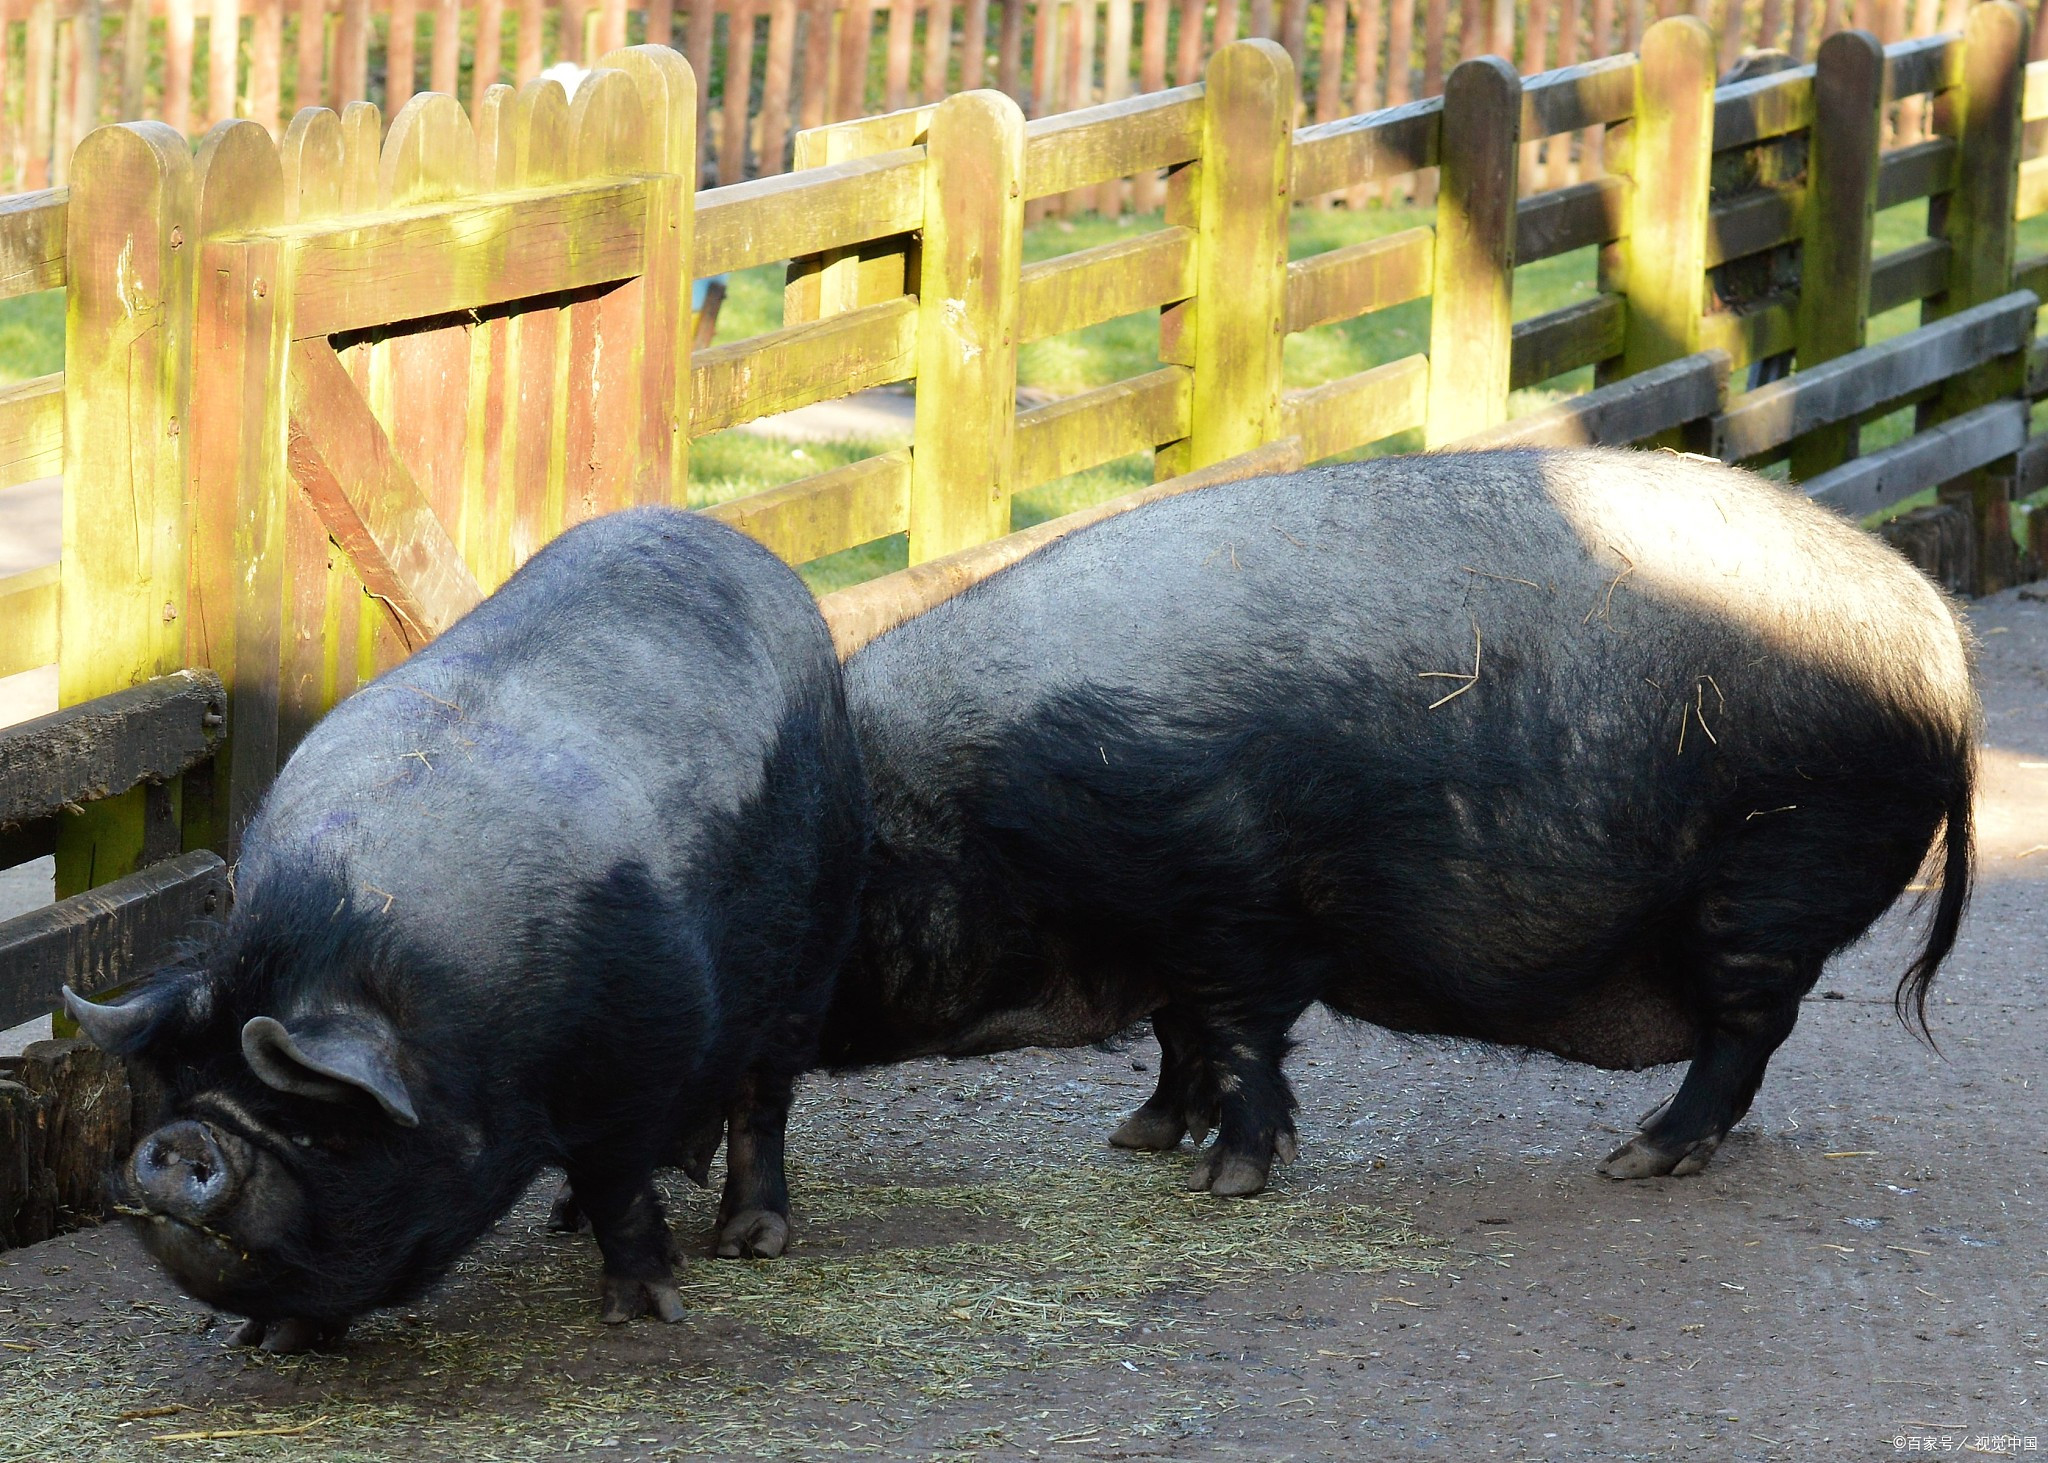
[[0, 1157, 1434, 1460]]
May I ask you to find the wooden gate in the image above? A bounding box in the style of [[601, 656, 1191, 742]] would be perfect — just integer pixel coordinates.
[[59, 45, 696, 890]]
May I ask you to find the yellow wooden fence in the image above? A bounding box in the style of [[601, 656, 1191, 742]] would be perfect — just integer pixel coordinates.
[[1, 13, 2047, 968]]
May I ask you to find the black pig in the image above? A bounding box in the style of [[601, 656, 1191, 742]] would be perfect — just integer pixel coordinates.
[[66, 507, 867, 1348], [817, 449, 1976, 1197]]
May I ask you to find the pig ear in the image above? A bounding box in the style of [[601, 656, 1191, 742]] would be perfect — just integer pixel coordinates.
[[241, 1015, 419, 1128], [63, 974, 210, 1058]]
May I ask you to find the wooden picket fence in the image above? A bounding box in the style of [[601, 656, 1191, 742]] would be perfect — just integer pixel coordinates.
[[2, 0, 2031, 194], [3, 13, 2048, 1103]]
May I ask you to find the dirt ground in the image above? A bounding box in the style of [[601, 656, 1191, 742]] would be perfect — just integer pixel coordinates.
[[0, 586, 2043, 1462]]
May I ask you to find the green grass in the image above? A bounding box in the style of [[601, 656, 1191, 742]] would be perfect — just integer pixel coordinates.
[[0, 290, 63, 386]]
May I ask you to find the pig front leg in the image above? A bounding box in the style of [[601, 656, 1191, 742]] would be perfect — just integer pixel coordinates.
[[565, 1163, 687, 1324], [715, 1069, 796, 1259]]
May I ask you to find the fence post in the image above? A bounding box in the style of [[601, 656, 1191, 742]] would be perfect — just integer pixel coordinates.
[[183, 123, 290, 855], [1186, 39, 1295, 469], [1424, 54, 1520, 446], [907, 89, 1026, 563], [56, 124, 197, 900], [1926, 0, 2027, 593], [1790, 28, 1885, 481], [1607, 15, 1715, 386]]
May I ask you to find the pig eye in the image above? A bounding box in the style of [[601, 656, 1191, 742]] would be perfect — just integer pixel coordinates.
[[291, 1134, 313, 1148]]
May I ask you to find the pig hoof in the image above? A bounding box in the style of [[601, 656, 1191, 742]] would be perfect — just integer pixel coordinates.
[[600, 1275, 688, 1324], [546, 1180, 587, 1233], [715, 1208, 789, 1260], [1184, 1146, 1270, 1197], [1667, 1133, 1722, 1177], [1272, 1127, 1299, 1165], [230, 1316, 347, 1353], [1599, 1129, 1722, 1179], [1108, 1106, 1186, 1151]]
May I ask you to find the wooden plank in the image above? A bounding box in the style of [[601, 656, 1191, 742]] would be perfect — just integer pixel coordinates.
[[186, 124, 291, 855], [694, 148, 925, 277], [1425, 55, 1520, 446], [1290, 94, 1440, 201], [1713, 290, 2036, 459], [691, 295, 919, 434], [721, 0, 761, 183], [250, 0, 281, 132], [165, 0, 193, 134], [1343, 0, 1382, 208], [280, 180, 650, 338], [1792, 28, 1885, 480], [388, 0, 417, 113], [1882, 30, 1958, 99], [700, 449, 912, 564], [334, 0, 369, 104], [208, 0, 240, 125], [58, 124, 195, 899], [1803, 399, 2028, 517], [1279, 352, 1430, 461], [1710, 61, 1813, 149], [0, 564, 59, 681], [1513, 173, 1627, 262], [0, 671, 225, 830], [1875, 135, 1957, 208], [1698, 297, 1796, 371], [758, 0, 800, 173], [0, 374, 62, 486], [1458, 348, 1729, 447], [884, 0, 914, 111], [2025, 55, 2048, 123], [926, 0, 958, 104], [2019, 154, 2048, 221], [1509, 292, 1627, 388], [1520, 54, 1637, 137], [1023, 86, 1205, 198], [1283, 227, 1434, 334], [285, 340, 485, 647], [819, 437, 1307, 659], [1186, 40, 1294, 468], [908, 90, 1024, 562], [963, 0, 991, 91], [1613, 16, 1714, 395], [1020, 226, 1195, 343], [0, 187, 66, 298], [1704, 182, 1802, 269], [1012, 367, 1192, 489], [0, 850, 228, 1027], [1868, 236, 1953, 314], [599, 43, 698, 507]]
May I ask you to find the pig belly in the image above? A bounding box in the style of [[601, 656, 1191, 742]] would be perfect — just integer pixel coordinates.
[[1331, 963, 1699, 1072]]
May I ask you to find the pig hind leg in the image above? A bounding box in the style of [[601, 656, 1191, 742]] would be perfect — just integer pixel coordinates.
[[715, 1068, 797, 1259], [1597, 835, 1869, 1179], [566, 1162, 688, 1323], [1108, 1006, 1218, 1152]]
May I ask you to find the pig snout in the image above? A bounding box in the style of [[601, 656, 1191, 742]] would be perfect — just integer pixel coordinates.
[[131, 1121, 239, 1223]]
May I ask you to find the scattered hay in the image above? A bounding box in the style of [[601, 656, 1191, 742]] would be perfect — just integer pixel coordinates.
[[0, 1157, 1435, 1461]]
